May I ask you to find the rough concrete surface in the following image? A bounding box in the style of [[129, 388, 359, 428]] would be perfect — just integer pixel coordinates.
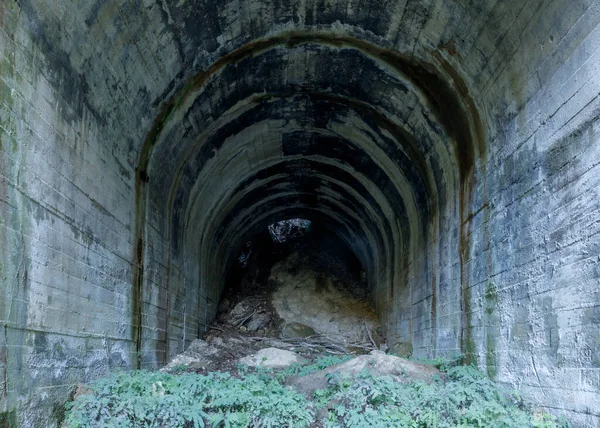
[[0, 0, 599, 426]]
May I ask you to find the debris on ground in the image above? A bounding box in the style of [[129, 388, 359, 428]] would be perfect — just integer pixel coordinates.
[[162, 252, 382, 374], [65, 248, 572, 428], [72, 383, 93, 400], [281, 321, 316, 338], [270, 254, 381, 347], [161, 339, 221, 372]]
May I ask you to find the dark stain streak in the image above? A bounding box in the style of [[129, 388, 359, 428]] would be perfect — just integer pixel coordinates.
[[138, 169, 150, 184], [463, 201, 490, 225], [132, 174, 145, 369], [19, 1, 105, 126], [438, 39, 462, 61], [459, 170, 475, 362], [138, 31, 484, 182]]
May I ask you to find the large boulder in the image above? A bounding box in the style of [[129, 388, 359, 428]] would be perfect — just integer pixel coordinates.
[[290, 351, 440, 395], [239, 348, 307, 369]]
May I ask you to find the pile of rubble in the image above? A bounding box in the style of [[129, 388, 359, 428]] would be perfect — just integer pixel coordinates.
[[164, 253, 385, 373]]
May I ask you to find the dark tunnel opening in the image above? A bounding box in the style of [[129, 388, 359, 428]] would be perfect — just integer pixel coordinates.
[[221, 219, 371, 333]]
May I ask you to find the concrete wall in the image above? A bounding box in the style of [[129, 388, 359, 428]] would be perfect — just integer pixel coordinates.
[[0, 0, 599, 426], [466, 3, 600, 423], [0, 2, 139, 426]]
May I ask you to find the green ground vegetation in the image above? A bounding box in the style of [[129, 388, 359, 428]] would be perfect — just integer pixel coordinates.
[[64, 356, 570, 428]]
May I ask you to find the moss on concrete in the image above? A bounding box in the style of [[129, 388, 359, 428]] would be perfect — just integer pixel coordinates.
[[485, 282, 497, 316], [486, 333, 497, 380], [0, 409, 17, 428]]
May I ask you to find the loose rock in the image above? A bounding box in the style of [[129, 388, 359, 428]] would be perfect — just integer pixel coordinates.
[[73, 384, 93, 400], [161, 339, 219, 372], [290, 350, 439, 395], [282, 322, 316, 339], [246, 312, 270, 331], [239, 347, 307, 369]]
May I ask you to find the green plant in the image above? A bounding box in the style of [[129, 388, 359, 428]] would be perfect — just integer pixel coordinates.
[[320, 365, 570, 428], [411, 353, 465, 371], [281, 354, 353, 378], [169, 364, 189, 374], [64, 370, 313, 427], [65, 362, 570, 428]]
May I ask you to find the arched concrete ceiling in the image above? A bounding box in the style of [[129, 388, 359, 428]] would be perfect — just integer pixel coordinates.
[[21, 0, 494, 172], [135, 34, 481, 296]]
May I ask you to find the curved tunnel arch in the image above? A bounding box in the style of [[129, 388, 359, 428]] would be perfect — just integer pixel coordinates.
[[136, 29, 483, 363]]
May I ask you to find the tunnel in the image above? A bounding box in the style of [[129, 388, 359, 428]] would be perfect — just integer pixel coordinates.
[[137, 33, 482, 365], [1, 0, 600, 426]]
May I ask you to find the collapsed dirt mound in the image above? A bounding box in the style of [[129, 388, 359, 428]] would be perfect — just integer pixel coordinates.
[[270, 254, 381, 347], [163, 252, 385, 376], [161, 337, 251, 372], [239, 347, 308, 369]]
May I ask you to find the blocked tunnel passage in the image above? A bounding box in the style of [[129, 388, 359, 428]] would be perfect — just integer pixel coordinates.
[[224, 219, 365, 297], [212, 218, 381, 347], [3, 1, 600, 425], [137, 34, 483, 369]]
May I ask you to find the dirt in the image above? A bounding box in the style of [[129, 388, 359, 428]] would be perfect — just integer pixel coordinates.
[[271, 254, 381, 346]]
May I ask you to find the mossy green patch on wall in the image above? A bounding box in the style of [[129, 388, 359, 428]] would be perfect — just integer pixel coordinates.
[[0, 1, 22, 38], [461, 280, 476, 365], [51, 402, 67, 427], [484, 282, 498, 379], [485, 281, 497, 315], [486, 333, 497, 379], [463, 335, 477, 366], [0, 410, 17, 428]]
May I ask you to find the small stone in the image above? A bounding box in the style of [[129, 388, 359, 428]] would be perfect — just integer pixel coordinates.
[[282, 322, 316, 338], [73, 383, 93, 400], [228, 301, 252, 325], [239, 326, 247, 332], [211, 337, 224, 347]]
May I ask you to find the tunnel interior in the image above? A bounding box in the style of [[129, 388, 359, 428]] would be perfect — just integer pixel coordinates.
[[3, 1, 600, 425], [138, 35, 481, 366]]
